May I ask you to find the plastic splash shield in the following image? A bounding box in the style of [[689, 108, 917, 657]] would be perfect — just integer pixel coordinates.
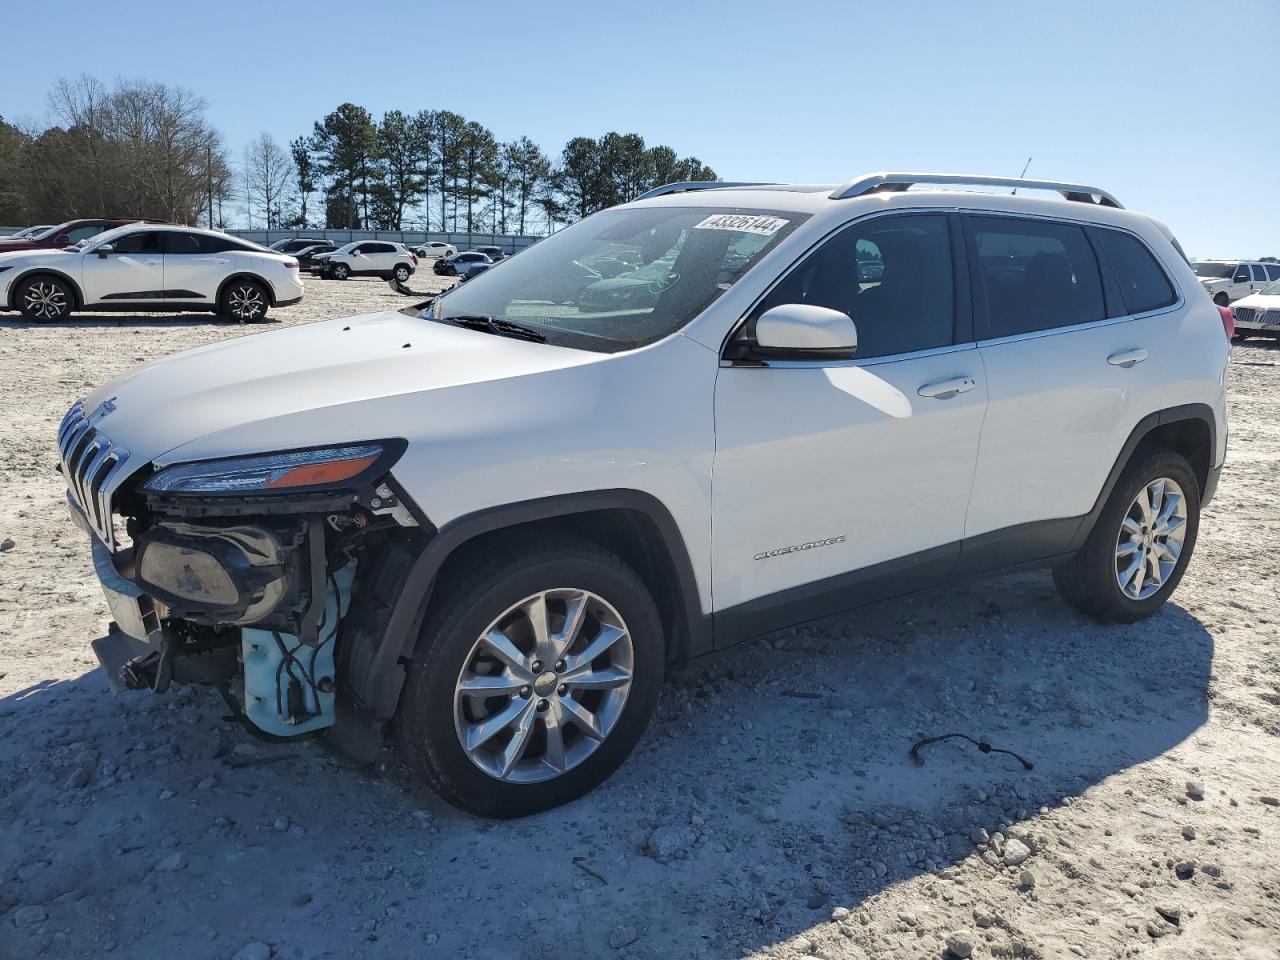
[[241, 563, 354, 737]]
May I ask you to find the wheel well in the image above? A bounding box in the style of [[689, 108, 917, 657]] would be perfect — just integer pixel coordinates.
[[216, 273, 274, 307], [1139, 417, 1212, 496], [429, 509, 695, 665], [8, 269, 84, 310]]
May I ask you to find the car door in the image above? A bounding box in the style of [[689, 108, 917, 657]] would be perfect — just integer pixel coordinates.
[[711, 212, 986, 632], [960, 215, 1168, 570], [79, 230, 163, 304], [160, 231, 227, 303]]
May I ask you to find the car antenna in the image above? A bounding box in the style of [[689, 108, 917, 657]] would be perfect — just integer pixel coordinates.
[[1010, 156, 1032, 195]]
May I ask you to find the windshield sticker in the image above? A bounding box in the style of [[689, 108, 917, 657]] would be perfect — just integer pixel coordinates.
[[693, 214, 789, 237]]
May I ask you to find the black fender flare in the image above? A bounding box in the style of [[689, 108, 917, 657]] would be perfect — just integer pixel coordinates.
[[7, 267, 85, 310], [1068, 402, 1218, 552], [362, 488, 709, 719], [215, 273, 276, 308]]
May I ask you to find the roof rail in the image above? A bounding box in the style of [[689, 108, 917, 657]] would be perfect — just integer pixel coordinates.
[[829, 172, 1123, 209], [635, 181, 774, 201]]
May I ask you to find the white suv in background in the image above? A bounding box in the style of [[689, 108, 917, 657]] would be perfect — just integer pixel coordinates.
[[412, 240, 458, 259], [57, 172, 1228, 818], [1194, 259, 1280, 305], [312, 241, 417, 281], [0, 224, 303, 322]]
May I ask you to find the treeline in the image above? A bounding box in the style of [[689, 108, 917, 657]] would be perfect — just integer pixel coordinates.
[[252, 105, 717, 234], [0, 77, 231, 226], [0, 75, 718, 236]]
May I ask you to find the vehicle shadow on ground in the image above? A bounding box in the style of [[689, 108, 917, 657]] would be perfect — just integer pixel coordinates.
[[0, 315, 281, 330], [0, 570, 1212, 959]]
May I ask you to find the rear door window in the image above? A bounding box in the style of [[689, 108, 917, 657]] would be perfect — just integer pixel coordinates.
[[161, 232, 202, 255], [1266, 264, 1280, 281], [1092, 229, 1177, 315], [966, 216, 1105, 338], [1251, 264, 1267, 282]]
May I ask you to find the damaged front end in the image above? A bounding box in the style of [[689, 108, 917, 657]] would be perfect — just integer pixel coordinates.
[[65, 435, 429, 743]]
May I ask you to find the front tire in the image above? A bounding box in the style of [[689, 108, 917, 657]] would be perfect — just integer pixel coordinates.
[[396, 533, 664, 817], [220, 279, 269, 323], [1213, 292, 1229, 307], [332, 263, 350, 280], [1053, 448, 1200, 622], [394, 264, 411, 283], [16, 275, 74, 321]]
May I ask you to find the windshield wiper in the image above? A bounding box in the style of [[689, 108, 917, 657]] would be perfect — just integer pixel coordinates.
[[441, 314, 547, 343]]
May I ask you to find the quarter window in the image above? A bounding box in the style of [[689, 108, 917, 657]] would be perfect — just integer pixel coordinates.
[[1093, 229, 1176, 315], [754, 213, 955, 360], [968, 216, 1105, 338]]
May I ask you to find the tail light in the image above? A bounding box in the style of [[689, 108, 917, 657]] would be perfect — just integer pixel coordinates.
[[1218, 305, 1235, 340], [409, 253, 418, 264]]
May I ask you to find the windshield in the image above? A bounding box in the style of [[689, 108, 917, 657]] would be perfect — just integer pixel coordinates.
[[1261, 279, 1280, 297], [1194, 262, 1235, 279], [417, 206, 806, 352]]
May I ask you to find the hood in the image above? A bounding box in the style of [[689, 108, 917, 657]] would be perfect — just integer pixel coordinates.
[[1232, 292, 1278, 310], [80, 309, 603, 471], [1198, 277, 1228, 288], [0, 247, 79, 266], [0, 239, 54, 254]]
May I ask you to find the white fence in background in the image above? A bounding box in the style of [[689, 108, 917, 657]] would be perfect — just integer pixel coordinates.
[[229, 229, 544, 256]]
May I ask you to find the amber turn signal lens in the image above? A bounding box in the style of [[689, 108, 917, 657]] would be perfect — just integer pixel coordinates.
[[264, 454, 378, 489]]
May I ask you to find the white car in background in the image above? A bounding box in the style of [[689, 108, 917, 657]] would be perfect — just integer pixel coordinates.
[[412, 240, 458, 260], [0, 224, 303, 322], [1230, 278, 1280, 339], [1, 224, 54, 240], [1193, 259, 1280, 305], [312, 241, 417, 281]]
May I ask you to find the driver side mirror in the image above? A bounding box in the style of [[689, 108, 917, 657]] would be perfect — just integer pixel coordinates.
[[96, 244, 115, 259], [748, 304, 858, 362]]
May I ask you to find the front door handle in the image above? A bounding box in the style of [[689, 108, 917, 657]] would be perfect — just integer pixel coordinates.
[[1107, 348, 1148, 368], [917, 376, 977, 399]]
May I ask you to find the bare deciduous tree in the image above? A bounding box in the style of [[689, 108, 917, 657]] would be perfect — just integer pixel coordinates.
[[243, 132, 294, 229]]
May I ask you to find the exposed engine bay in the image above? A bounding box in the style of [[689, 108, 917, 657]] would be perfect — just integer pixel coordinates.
[[77, 466, 427, 746]]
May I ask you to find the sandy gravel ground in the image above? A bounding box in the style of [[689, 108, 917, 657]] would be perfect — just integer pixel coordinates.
[[1, 278, 1277, 960]]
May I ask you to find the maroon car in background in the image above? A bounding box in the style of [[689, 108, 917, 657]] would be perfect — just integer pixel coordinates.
[[0, 218, 171, 252]]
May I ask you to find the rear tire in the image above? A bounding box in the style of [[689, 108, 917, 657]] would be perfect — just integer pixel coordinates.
[[16, 275, 74, 321], [1053, 448, 1200, 623], [396, 533, 664, 818], [219, 279, 269, 323]]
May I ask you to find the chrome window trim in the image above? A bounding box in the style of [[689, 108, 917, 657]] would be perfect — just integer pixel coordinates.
[[718, 204, 1189, 369], [961, 209, 1186, 346]]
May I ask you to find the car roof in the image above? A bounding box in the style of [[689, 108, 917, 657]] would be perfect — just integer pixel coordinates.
[[88, 222, 273, 251], [623, 174, 1165, 237]]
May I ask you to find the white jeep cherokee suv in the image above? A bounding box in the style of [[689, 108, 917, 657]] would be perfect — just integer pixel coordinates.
[[2, 224, 303, 322], [59, 172, 1229, 817]]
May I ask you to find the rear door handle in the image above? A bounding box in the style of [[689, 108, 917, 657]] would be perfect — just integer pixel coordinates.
[[1107, 348, 1148, 367], [917, 376, 977, 399]]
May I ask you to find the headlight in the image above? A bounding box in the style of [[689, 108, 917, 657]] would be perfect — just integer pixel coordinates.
[[142, 442, 402, 495]]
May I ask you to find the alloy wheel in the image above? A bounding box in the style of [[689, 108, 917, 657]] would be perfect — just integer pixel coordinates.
[[228, 284, 264, 321], [23, 281, 68, 320], [453, 588, 634, 783], [1115, 477, 1188, 600]]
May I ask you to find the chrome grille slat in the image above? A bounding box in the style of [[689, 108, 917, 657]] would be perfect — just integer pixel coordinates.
[[1235, 307, 1256, 325], [57, 400, 128, 549]]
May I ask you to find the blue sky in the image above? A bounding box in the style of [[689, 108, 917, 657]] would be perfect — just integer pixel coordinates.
[[3, 0, 1277, 256]]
